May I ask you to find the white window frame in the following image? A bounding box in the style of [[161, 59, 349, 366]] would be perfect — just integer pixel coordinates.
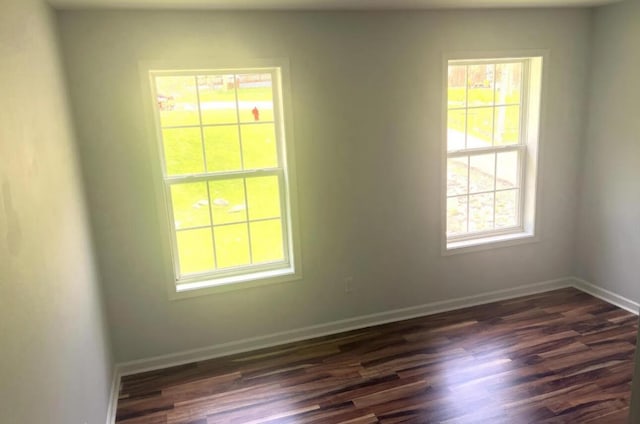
[[442, 51, 546, 255], [140, 59, 301, 299]]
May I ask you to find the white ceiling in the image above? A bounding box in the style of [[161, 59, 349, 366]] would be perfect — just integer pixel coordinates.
[[48, 0, 623, 10]]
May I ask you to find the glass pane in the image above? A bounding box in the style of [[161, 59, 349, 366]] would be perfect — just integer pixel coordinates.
[[469, 193, 495, 232], [447, 65, 467, 109], [447, 109, 466, 151], [241, 124, 278, 170], [496, 151, 519, 190], [496, 189, 519, 229], [204, 126, 242, 172], [170, 183, 211, 229], [237, 73, 274, 123], [214, 224, 250, 268], [447, 196, 468, 236], [176, 228, 214, 275], [209, 179, 247, 225], [447, 157, 468, 196], [467, 64, 495, 107], [198, 74, 238, 125], [155, 76, 199, 127], [250, 219, 285, 263], [162, 128, 204, 176], [246, 176, 281, 220], [466, 107, 493, 148], [494, 106, 520, 146], [469, 153, 495, 194], [495, 63, 522, 105]]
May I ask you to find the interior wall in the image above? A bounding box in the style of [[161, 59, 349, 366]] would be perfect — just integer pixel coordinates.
[[0, 1, 113, 423], [574, 0, 640, 302], [57, 8, 591, 362]]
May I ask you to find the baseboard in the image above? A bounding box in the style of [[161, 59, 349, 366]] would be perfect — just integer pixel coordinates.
[[571, 277, 640, 315], [105, 367, 121, 424], [117, 277, 572, 376]]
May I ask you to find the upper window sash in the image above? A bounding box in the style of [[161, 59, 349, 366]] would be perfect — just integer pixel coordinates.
[[151, 69, 285, 179], [447, 59, 528, 152]]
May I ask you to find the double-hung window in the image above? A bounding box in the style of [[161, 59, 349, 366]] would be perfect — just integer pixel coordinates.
[[445, 56, 543, 251], [149, 66, 298, 292]]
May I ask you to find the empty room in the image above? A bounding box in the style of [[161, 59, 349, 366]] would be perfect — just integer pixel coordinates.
[[2, 0, 640, 422]]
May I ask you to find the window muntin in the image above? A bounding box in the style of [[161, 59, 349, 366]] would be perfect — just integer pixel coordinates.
[[446, 59, 529, 242], [150, 69, 294, 287]]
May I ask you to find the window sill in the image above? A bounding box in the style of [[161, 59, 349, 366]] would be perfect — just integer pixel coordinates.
[[444, 231, 538, 256], [169, 267, 301, 300]]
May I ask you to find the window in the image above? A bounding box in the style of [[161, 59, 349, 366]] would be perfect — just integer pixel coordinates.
[[444, 56, 543, 251], [149, 67, 298, 292]]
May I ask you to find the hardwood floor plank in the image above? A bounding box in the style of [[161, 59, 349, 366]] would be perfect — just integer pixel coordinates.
[[117, 288, 637, 423]]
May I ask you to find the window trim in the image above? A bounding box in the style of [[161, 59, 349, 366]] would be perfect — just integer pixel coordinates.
[[441, 50, 548, 255], [139, 58, 302, 299]]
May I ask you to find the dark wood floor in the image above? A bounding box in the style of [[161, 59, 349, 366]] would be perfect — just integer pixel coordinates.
[[116, 288, 638, 423]]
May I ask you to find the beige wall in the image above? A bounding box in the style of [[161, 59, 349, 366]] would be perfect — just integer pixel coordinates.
[[575, 0, 640, 302], [57, 8, 591, 362], [0, 1, 113, 423]]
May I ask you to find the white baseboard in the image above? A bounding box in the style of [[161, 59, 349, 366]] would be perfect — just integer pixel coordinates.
[[105, 367, 120, 424], [116, 277, 572, 377], [572, 277, 640, 315]]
